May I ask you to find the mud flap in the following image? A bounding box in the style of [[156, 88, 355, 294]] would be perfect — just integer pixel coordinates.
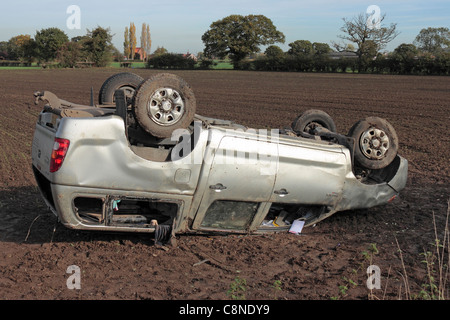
[[114, 89, 127, 126], [154, 218, 177, 246]]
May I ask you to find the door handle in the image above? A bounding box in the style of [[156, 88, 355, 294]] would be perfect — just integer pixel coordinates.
[[274, 188, 289, 197], [209, 183, 227, 192]]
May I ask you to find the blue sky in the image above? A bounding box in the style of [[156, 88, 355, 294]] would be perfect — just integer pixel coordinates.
[[1, 0, 449, 54]]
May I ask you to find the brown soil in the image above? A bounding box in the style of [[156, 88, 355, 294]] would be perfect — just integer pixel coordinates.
[[0, 69, 449, 302]]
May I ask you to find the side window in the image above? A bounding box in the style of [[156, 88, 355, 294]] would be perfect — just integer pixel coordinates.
[[201, 200, 259, 230], [74, 196, 179, 228], [108, 198, 178, 227]]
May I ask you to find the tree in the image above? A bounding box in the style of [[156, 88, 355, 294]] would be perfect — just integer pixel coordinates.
[[124, 26, 130, 59], [0, 41, 8, 59], [129, 23, 137, 60], [288, 40, 313, 56], [83, 26, 114, 67], [7, 35, 34, 61], [414, 27, 450, 54], [140, 23, 151, 61], [265, 45, 284, 59], [312, 42, 332, 56], [153, 46, 168, 56], [147, 53, 195, 69], [333, 43, 356, 53], [57, 41, 82, 68], [391, 43, 418, 74], [111, 46, 123, 62], [202, 14, 285, 68], [35, 27, 69, 62], [312, 42, 333, 72], [393, 43, 418, 60], [335, 12, 399, 61], [146, 25, 151, 59], [71, 36, 86, 43], [358, 40, 378, 71], [140, 24, 147, 61], [261, 45, 285, 71]]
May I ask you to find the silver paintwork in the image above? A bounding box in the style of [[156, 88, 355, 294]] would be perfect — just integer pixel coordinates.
[[31, 101, 408, 235]]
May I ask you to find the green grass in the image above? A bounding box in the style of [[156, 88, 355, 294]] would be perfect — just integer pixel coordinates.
[[0, 66, 41, 70], [0, 59, 231, 71], [0, 62, 41, 70], [0, 59, 234, 70], [108, 61, 146, 69], [212, 60, 233, 70], [108, 60, 234, 70]]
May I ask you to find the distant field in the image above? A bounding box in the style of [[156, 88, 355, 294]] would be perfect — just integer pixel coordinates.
[[108, 61, 147, 68], [212, 60, 233, 69], [0, 60, 235, 70], [0, 66, 41, 70], [109, 60, 234, 70], [0, 62, 41, 70]]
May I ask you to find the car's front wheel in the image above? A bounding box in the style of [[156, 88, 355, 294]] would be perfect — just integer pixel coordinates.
[[348, 117, 399, 170]]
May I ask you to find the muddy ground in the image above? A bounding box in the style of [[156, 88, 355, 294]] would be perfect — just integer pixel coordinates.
[[0, 69, 448, 303]]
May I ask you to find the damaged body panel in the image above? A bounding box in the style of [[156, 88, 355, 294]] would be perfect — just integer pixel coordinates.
[[31, 73, 408, 241]]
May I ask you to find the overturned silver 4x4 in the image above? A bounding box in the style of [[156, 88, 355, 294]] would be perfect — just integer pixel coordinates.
[[31, 72, 407, 243]]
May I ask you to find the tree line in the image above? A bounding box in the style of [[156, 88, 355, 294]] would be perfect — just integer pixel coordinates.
[[235, 39, 450, 75], [144, 14, 449, 75], [197, 14, 450, 75], [0, 22, 152, 68], [0, 26, 117, 67], [1, 12, 448, 75]]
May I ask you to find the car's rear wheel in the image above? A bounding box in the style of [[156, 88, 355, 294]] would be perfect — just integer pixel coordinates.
[[292, 109, 337, 134], [348, 117, 399, 170], [133, 73, 196, 138]]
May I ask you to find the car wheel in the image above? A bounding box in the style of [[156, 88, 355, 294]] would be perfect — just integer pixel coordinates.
[[348, 117, 399, 170], [133, 73, 196, 138], [292, 109, 337, 134], [98, 72, 144, 106]]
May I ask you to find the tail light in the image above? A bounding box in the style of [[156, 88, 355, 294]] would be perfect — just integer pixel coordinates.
[[50, 138, 70, 172]]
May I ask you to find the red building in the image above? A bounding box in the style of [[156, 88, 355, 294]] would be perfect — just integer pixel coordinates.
[[134, 47, 147, 61]]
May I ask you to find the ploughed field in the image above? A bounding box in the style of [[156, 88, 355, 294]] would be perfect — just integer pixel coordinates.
[[0, 69, 448, 300]]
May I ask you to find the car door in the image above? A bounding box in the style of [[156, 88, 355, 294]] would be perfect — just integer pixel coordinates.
[[269, 139, 347, 205], [192, 132, 277, 232]]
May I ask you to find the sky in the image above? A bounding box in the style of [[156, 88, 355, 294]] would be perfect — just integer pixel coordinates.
[[0, 0, 449, 54]]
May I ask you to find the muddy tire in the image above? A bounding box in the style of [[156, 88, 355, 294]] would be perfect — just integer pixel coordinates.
[[348, 117, 399, 170], [98, 72, 144, 106], [292, 109, 337, 134], [133, 73, 196, 138]]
